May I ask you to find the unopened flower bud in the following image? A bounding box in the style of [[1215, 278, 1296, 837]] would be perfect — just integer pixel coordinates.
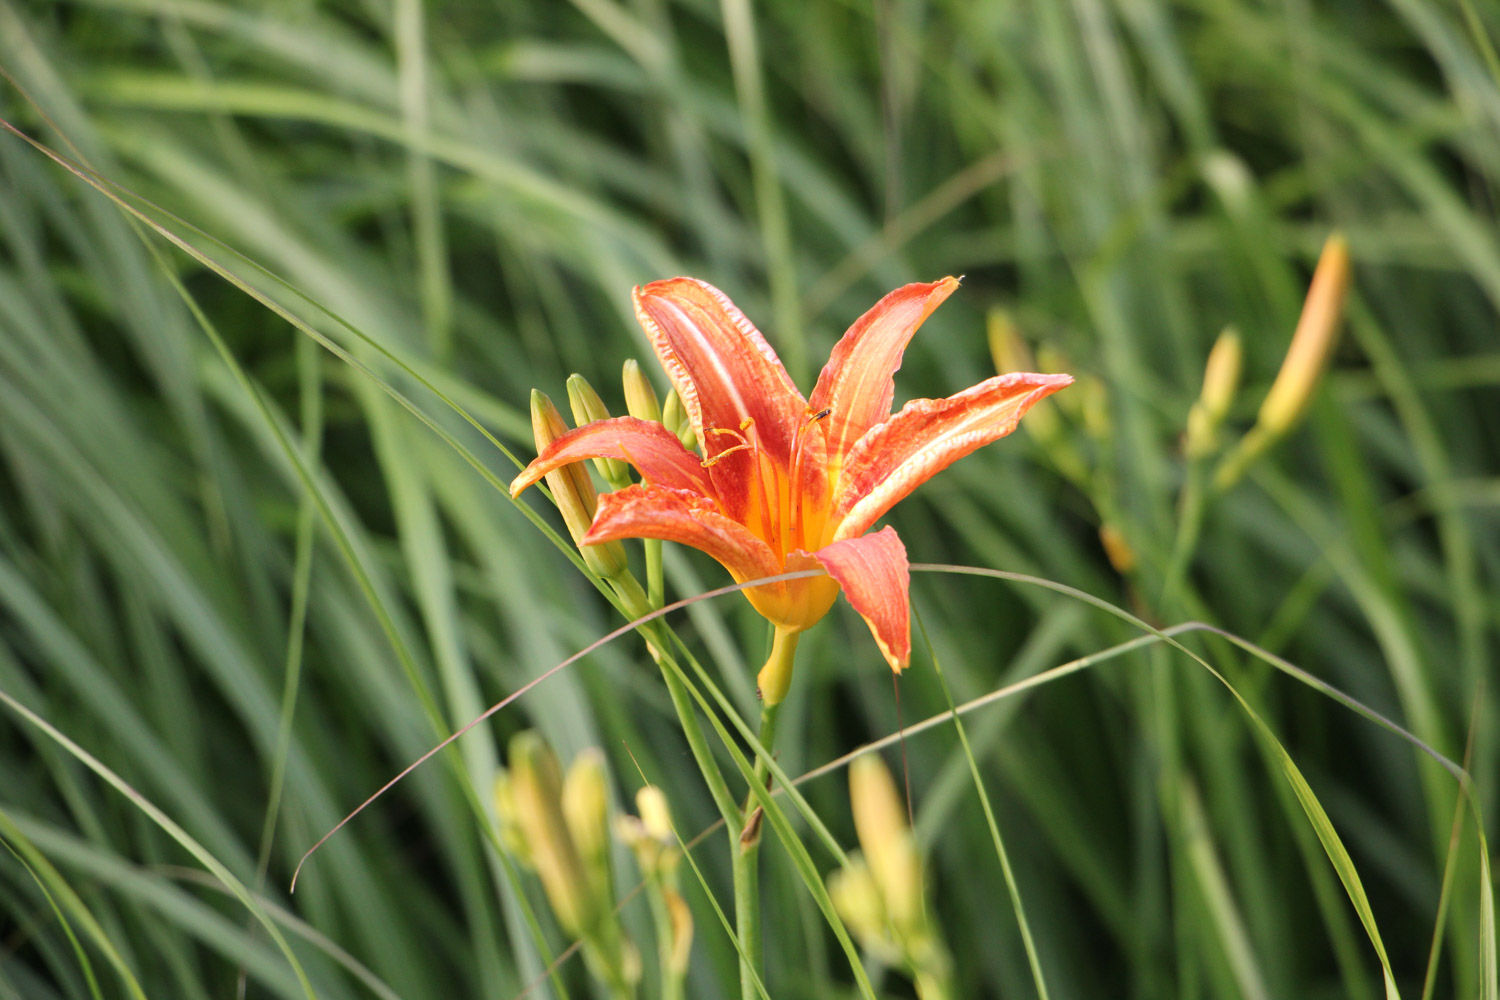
[[1099, 523, 1136, 575], [828, 857, 897, 961], [493, 770, 530, 862], [661, 389, 697, 452], [664, 889, 694, 975], [531, 389, 628, 579], [1257, 233, 1351, 437], [566, 374, 630, 488], [564, 749, 613, 901], [622, 359, 662, 424], [636, 785, 673, 842], [849, 756, 922, 933], [509, 732, 594, 935], [986, 308, 1036, 373], [1078, 376, 1111, 442], [1185, 328, 1243, 458], [988, 310, 1062, 447]]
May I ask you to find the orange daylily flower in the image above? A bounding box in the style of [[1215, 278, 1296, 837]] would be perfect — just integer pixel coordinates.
[[512, 277, 1071, 701]]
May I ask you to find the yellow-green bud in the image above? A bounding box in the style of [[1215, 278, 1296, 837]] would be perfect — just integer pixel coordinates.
[[1200, 328, 1242, 424], [849, 756, 923, 934], [566, 374, 630, 488], [531, 389, 628, 579], [1257, 233, 1351, 437], [636, 785, 673, 842], [621, 359, 661, 424], [828, 856, 898, 961], [493, 770, 530, 862], [1078, 376, 1111, 443], [664, 888, 694, 975], [508, 732, 593, 935], [1185, 328, 1243, 458], [988, 309, 1062, 445], [563, 749, 613, 901], [661, 389, 697, 452], [616, 785, 678, 877]]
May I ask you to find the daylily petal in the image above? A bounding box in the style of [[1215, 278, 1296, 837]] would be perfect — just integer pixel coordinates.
[[831, 372, 1074, 540], [584, 484, 782, 585], [510, 417, 713, 498], [633, 278, 807, 482], [808, 277, 960, 470], [810, 526, 911, 671]]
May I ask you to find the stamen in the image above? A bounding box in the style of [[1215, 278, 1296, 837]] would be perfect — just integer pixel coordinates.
[[700, 426, 751, 468], [788, 406, 832, 551]]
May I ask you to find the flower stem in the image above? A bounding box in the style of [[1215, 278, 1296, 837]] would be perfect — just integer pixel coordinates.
[[736, 677, 786, 999]]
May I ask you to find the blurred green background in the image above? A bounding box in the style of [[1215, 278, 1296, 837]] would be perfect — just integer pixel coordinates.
[[1, 0, 1497, 997]]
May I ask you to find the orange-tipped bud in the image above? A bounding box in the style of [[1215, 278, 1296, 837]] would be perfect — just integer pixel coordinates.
[[531, 389, 628, 579], [622, 359, 662, 424], [1257, 233, 1351, 437]]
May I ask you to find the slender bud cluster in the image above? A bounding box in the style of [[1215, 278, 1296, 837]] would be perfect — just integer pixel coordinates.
[[829, 757, 951, 1000], [616, 785, 693, 998], [1211, 232, 1352, 489], [497, 734, 639, 994]]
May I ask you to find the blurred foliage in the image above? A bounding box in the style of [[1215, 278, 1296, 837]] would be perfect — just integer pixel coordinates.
[[0, 0, 1498, 997]]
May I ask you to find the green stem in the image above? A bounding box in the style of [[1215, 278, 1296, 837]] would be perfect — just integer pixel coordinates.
[[1161, 459, 1208, 610], [650, 628, 742, 830], [610, 570, 740, 830], [736, 692, 784, 1000], [646, 881, 684, 1000], [645, 538, 665, 612]]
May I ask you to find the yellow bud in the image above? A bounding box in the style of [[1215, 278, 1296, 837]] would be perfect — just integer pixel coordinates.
[[664, 889, 694, 975], [566, 374, 630, 488], [621, 359, 661, 423], [636, 785, 673, 842], [1078, 376, 1111, 442], [988, 310, 1063, 447], [563, 749, 613, 901], [849, 756, 922, 933], [1200, 328, 1242, 424], [508, 732, 594, 935], [661, 389, 697, 452], [1098, 523, 1136, 575], [828, 857, 898, 961], [531, 389, 628, 579], [1257, 233, 1351, 437], [1185, 328, 1242, 458], [986, 308, 1036, 373], [493, 770, 530, 863]]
